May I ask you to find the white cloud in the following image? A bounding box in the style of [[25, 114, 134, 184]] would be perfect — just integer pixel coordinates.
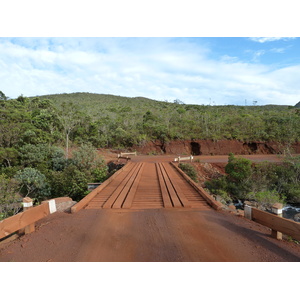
[[270, 48, 285, 53], [252, 50, 266, 62], [249, 37, 296, 43], [0, 38, 300, 106]]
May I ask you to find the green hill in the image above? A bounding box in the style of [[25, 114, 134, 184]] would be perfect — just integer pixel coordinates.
[[36, 92, 165, 118], [28, 92, 299, 147], [0, 92, 294, 152]]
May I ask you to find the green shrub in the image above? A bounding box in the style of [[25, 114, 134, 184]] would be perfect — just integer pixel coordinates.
[[14, 167, 50, 201], [225, 153, 252, 183], [247, 190, 286, 210], [49, 165, 89, 201], [178, 163, 198, 182], [0, 174, 21, 219], [205, 176, 228, 194], [283, 183, 300, 204]]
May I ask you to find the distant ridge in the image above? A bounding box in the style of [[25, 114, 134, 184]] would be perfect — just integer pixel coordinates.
[[34, 92, 161, 104], [295, 101, 300, 108]]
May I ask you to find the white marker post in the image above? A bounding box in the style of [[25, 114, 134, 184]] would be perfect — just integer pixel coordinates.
[[22, 197, 35, 234], [271, 203, 283, 240]]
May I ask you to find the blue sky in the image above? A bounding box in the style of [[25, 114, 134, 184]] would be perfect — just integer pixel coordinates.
[[1, 36, 299, 106]]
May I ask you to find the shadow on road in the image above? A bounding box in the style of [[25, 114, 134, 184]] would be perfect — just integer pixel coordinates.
[[206, 212, 300, 262]]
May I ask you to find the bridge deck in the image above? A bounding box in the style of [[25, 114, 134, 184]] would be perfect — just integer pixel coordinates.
[[85, 162, 211, 210]]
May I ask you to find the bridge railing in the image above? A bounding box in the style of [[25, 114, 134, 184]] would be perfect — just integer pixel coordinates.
[[245, 204, 300, 241], [0, 198, 57, 240], [118, 151, 137, 158], [117, 152, 137, 161], [170, 162, 223, 210], [173, 155, 194, 163]]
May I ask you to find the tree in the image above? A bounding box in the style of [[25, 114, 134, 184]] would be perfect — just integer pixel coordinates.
[[0, 91, 8, 100], [14, 167, 50, 200], [18, 144, 50, 169], [72, 144, 105, 171], [0, 175, 21, 219], [71, 143, 108, 182], [56, 102, 81, 159], [225, 153, 252, 183], [0, 147, 18, 167], [50, 147, 67, 171], [173, 99, 185, 105]]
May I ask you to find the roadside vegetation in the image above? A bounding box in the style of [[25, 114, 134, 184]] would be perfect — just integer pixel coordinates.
[[0, 142, 108, 220], [205, 153, 300, 210], [178, 163, 198, 182], [0, 91, 300, 219]]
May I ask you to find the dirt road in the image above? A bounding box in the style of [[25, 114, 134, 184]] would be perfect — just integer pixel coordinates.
[[1, 207, 300, 262], [130, 154, 283, 163]]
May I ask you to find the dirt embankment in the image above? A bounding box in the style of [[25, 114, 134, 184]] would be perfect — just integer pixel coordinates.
[[193, 162, 226, 184], [132, 140, 300, 156]]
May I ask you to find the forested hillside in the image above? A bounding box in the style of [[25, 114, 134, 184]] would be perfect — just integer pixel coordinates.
[[1, 91, 300, 219], [1, 91, 300, 152], [35, 92, 300, 148]]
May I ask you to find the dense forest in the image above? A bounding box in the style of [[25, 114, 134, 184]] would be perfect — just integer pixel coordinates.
[[1, 91, 300, 219]]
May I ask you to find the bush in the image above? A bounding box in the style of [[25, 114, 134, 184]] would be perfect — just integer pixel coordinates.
[[92, 167, 108, 182], [205, 175, 228, 195], [225, 153, 252, 183], [247, 190, 286, 210], [178, 163, 198, 182], [283, 183, 300, 204], [14, 167, 50, 201], [72, 144, 107, 174], [18, 144, 50, 169], [49, 165, 89, 201], [0, 174, 21, 219], [51, 147, 67, 171]]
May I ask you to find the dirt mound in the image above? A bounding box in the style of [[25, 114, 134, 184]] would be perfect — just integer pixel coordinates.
[[132, 140, 300, 156], [193, 162, 226, 184]]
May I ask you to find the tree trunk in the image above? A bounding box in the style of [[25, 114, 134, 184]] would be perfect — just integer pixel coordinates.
[[66, 131, 69, 159]]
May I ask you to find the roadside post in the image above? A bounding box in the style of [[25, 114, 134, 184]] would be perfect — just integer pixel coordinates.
[[244, 205, 252, 220], [271, 203, 283, 240], [22, 197, 35, 234]]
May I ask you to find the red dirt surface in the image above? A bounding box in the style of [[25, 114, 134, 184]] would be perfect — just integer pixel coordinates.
[[130, 153, 283, 163], [1, 208, 300, 262]]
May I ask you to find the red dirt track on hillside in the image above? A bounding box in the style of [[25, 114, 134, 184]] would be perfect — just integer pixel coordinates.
[[0, 155, 299, 262]]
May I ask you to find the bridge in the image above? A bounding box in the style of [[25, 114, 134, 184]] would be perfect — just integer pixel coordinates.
[[1, 155, 300, 262], [71, 161, 217, 212]]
